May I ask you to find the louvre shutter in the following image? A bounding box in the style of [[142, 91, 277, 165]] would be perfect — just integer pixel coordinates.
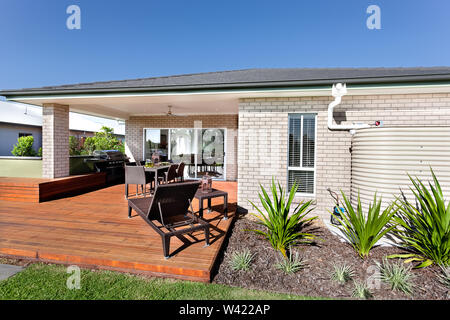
[[288, 170, 314, 194], [288, 115, 301, 167], [302, 115, 315, 168]]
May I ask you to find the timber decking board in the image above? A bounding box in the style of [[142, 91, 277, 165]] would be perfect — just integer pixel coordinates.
[[0, 181, 236, 282], [0, 173, 107, 202]]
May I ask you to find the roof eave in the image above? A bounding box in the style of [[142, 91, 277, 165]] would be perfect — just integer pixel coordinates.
[[2, 74, 450, 98]]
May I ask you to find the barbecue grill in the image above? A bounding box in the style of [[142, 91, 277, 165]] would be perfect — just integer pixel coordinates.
[[84, 150, 129, 183]]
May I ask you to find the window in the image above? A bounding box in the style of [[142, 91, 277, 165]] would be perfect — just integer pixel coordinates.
[[288, 114, 316, 194], [19, 133, 32, 138]]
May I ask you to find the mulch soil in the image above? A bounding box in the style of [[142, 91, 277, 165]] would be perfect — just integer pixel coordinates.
[[212, 215, 450, 300]]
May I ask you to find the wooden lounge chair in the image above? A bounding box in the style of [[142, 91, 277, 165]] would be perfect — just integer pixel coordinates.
[[127, 180, 210, 259]]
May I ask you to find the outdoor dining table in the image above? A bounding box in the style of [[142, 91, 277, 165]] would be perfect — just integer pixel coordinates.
[[144, 164, 171, 190]]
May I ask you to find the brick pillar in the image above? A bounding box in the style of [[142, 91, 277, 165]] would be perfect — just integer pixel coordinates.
[[42, 104, 69, 178]]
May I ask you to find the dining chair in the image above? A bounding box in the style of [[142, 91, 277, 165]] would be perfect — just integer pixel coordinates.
[[125, 165, 154, 198], [176, 162, 185, 182]]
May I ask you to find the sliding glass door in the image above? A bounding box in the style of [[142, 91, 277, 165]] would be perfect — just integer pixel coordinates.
[[144, 129, 169, 161], [144, 128, 225, 180]]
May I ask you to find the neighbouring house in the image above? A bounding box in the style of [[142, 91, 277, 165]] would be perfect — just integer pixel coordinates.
[[1, 67, 450, 220], [0, 101, 125, 156]]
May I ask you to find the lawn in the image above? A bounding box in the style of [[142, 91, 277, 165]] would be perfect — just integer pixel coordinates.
[[0, 159, 42, 178], [0, 263, 322, 300]]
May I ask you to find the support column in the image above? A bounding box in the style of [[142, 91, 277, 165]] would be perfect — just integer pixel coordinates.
[[42, 104, 69, 179]]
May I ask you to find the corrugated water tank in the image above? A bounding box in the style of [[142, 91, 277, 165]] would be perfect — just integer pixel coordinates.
[[351, 127, 450, 210]]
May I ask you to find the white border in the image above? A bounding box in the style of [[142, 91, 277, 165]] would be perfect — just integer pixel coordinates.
[[287, 112, 317, 197]]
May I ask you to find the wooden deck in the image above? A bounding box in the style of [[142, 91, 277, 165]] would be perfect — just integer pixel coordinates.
[[0, 173, 106, 203], [0, 181, 236, 282]]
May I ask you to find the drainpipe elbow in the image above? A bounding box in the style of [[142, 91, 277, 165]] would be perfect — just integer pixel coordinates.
[[328, 83, 370, 131]]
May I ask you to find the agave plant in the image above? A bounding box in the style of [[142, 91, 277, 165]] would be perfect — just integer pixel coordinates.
[[331, 191, 398, 259], [248, 178, 317, 258], [229, 249, 254, 271], [330, 263, 355, 284], [376, 258, 415, 295], [274, 251, 306, 274], [352, 281, 372, 299], [388, 169, 450, 268], [437, 265, 450, 288]]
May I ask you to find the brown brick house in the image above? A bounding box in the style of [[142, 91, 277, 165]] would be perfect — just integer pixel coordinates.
[[2, 68, 450, 220]]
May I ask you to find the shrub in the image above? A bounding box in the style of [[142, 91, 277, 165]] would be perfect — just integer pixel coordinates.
[[388, 169, 450, 268], [330, 263, 355, 284], [248, 178, 317, 258], [69, 136, 82, 156], [274, 251, 305, 274], [37, 147, 42, 157], [332, 191, 398, 259], [81, 126, 125, 155], [11, 135, 36, 157], [437, 265, 450, 288], [376, 258, 415, 295], [352, 281, 372, 299], [229, 249, 254, 271]]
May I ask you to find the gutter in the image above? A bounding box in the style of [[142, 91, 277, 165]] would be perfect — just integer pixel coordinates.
[[2, 74, 450, 97]]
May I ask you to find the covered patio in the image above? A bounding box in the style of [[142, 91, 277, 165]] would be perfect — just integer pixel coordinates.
[[0, 73, 247, 283], [0, 181, 237, 282]]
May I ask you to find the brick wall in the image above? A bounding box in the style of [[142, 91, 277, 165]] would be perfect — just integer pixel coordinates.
[[238, 93, 450, 220], [125, 115, 238, 180], [42, 104, 69, 179]]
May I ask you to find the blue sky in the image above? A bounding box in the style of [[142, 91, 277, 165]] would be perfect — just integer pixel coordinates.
[[0, 0, 449, 90]]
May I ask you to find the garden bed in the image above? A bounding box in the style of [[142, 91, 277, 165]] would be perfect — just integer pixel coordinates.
[[212, 216, 449, 300]]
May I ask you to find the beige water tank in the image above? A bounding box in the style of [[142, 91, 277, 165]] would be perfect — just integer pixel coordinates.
[[351, 127, 450, 210]]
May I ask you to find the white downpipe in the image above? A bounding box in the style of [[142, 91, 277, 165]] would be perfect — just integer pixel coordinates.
[[328, 83, 370, 131]]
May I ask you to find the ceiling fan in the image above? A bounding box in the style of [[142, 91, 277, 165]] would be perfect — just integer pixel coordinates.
[[165, 105, 186, 117]]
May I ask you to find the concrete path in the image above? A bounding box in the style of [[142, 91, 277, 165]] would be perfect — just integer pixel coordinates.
[[0, 264, 24, 281]]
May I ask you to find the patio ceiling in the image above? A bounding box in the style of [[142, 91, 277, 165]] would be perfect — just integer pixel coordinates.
[[6, 88, 336, 120], [15, 93, 242, 120]]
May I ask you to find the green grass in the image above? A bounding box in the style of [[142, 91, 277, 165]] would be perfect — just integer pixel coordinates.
[[0, 159, 42, 178], [0, 263, 323, 300]]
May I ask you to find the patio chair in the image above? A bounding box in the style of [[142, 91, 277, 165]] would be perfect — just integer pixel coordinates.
[[127, 180, 210, 259], [125, 165, 154, 198], [158, 164, 178, 184], [176, 162, 185, 182]]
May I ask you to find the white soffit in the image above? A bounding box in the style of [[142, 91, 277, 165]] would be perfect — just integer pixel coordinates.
[[8, 83, 450, 120]]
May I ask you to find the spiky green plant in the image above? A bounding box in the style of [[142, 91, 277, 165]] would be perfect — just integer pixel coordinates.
[[248, 179, 317, 258], [229, 249, 254, 271], [388, 169, 450, 268], [331, 191, 398, 259], [352, 281, 372, 299], [274, 252, 306, 274], [376, 258, 415, 295], [330, 263, 355, 284], [437, 265, 450, 288]]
